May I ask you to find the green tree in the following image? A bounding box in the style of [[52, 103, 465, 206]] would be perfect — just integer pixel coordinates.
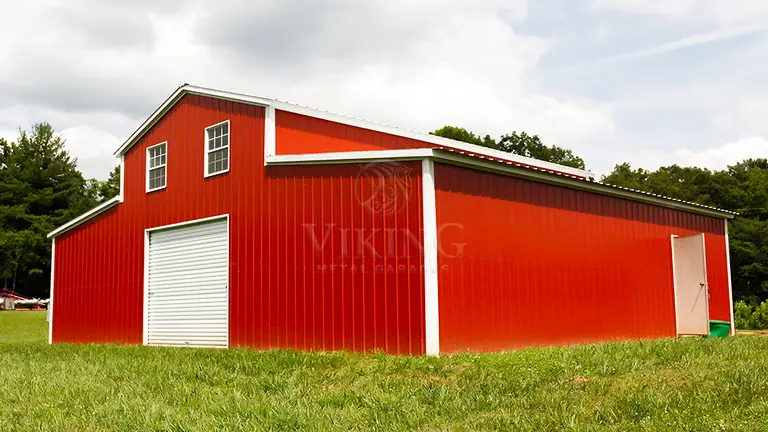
[[431, 126, 497, 150], [497, 132, 585, 170], [84, 165, 121, 203], [431, 126, 587, 170], [0, 123, 98, 296]]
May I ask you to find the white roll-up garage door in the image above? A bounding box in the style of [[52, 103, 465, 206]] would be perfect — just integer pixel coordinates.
[[146, 218, 228, 347]]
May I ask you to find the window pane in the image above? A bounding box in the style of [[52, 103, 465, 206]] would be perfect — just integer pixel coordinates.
[[207, 148, 229, 174], [149, 167, 165, 189], [222, 135, 229, 147], [222, 123, 228, 135], [160, 155, 166, 165], [208, 129, 215, 140]]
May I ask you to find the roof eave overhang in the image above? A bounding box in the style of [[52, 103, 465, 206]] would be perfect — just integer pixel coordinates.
[[47, 196, 121, 238]]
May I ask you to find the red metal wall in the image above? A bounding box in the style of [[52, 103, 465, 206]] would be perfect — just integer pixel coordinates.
[[276, 110, 432, 154], [52, 95, 426, 354], [435, 163, 731, 353]]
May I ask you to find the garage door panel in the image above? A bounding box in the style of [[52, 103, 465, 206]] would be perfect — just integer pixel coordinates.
[[148, 223, 227, 242], [149, 244, 229, 258], [146, 218, 228, 348]]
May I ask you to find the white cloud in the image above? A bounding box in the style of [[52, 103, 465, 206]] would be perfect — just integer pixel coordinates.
[[59, 126, 121, 180], [593, 25, 768, 63], [628, 136, 768, 173], [0, 0, 614, 176]]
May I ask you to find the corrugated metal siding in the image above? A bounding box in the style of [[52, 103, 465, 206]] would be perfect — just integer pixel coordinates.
[[434, 163, 731, 353], [276, 110, 432, 154], [147, 219, 229, 347], [52, 94, 426, 354]]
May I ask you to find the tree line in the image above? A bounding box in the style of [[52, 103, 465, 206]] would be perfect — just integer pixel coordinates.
[[432, 126, 768, 305], [0, 123, 119, 297], [2, 122, 767, 306]]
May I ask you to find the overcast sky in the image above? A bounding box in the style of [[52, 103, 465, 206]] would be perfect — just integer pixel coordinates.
[[2, 0, 767, 179]]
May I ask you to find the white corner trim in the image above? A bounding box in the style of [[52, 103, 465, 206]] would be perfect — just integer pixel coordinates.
[[725, 220, 735, 335], [264, 105, 276, 159], [143, 229, 149, 346], [48, 237, 55, 345], [47, 196, 121, 238], [670, 234, 680, 336], [265, 149, 435, 166], [119, 155, 125, 203], [422, 158, 440, 356]]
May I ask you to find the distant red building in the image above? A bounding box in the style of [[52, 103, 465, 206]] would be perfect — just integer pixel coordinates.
[[48, 85, 735, 354]]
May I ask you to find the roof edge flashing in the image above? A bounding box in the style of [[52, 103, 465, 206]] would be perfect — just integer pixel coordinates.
[[47, 196, 121, 238]]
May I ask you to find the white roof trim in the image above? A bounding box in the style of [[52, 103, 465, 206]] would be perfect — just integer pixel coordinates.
[[265, 149, 434, 165], [47, 196, 121, 238], [268, 149, 736, 219], [113, 85, 272, 157], [114, 84, 594, 179]]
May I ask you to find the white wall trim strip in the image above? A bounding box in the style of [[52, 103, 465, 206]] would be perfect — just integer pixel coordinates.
[[48, 237, 55, 345], [725, 220, 736, 335], [264, 105, 276, 158], [422, 158, 440, 356], [143, 228, 149, 346], [265, 149, 435, 165]]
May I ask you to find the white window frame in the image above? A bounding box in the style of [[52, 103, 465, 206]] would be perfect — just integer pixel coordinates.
[[204, 120, 230, 178], [146, 142, 168, 193]]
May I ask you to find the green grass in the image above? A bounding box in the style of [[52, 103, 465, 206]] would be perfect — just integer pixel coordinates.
[[1, 313, 768, 431]]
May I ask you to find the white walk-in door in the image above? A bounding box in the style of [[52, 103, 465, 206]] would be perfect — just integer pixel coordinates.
[[672, 233, 709, 336], [146, 218, 229, 347]]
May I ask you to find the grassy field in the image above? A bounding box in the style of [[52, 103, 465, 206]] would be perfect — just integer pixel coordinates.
[[2, 313, 768, 431]]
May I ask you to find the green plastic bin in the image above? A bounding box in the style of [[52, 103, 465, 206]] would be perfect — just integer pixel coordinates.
[[708, 320, 731, 338]]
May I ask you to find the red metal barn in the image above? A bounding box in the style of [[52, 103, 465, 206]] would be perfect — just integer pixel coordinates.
[[48, 85, 736, 355]]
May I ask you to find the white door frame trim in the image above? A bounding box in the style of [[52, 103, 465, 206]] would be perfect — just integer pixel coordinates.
[[48, 238, 55, 344], [143, 214, 230, 348]]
